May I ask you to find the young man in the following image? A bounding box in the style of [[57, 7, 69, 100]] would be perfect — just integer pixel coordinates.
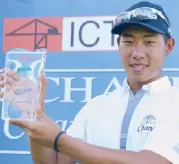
[[1, 1, 179, 164]]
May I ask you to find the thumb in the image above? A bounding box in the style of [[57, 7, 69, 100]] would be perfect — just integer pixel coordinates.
[[36, 104, 45, 120], [9, 119, 33, 130], [39, 72, 47, 110]]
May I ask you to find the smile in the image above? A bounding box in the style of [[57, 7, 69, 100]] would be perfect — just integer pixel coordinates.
[[131, 64, 148, 72]]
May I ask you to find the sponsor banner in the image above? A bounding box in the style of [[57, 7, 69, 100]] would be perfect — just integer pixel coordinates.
[[3, 16, 118, 52]]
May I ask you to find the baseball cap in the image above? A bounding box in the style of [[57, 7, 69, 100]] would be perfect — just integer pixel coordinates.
[[111, 1, 172, 38]]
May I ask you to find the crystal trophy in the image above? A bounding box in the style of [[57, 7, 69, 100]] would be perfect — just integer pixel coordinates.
[[1, 49, 47, 121]]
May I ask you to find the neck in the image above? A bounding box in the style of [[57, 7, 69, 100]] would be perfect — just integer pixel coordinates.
[[127, 74, 162, 93]]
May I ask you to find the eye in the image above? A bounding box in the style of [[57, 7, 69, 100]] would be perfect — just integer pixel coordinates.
[[122, 40, 134, 45], [145, 41, 156, 45]]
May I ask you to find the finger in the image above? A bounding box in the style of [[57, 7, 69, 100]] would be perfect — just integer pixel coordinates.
[[39, 72, 47, 109], [36, 106, 45, 120], [0, 73, 4, 81], [0, 81, 5, 88], [6, 78, 15, 86], [9, 119, 33, 130], [24, 128, 30, 134], [2, 69, 18, 86], [0, 72, 12, 86], [5, 68, 20, 81], [36, 104, 42, 114], [24, 128, 33, 137]]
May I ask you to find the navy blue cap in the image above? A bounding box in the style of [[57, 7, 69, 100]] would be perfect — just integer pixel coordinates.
[[111, 1, 172, 38]]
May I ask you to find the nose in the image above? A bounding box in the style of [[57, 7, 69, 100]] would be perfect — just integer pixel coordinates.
[[131, 46, 145, 59]]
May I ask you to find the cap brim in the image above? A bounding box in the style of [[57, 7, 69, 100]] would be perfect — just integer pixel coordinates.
[[111, 21, 165, 35]]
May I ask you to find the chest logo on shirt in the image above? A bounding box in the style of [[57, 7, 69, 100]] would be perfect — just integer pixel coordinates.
[[137, 115, 156, 132]]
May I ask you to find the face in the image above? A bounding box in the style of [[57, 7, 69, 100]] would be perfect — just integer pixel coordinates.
[[117, 25, 175, 86]]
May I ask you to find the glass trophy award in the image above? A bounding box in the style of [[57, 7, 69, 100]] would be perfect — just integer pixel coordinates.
[[1, 49, 47, 121]]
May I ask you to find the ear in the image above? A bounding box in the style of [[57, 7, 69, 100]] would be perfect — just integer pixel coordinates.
[[165, 37, 175, 56]]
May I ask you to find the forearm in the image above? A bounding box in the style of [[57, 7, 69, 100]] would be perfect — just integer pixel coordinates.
[[58, 134, 169, 164], [58, 134, 140, 164], [30, 138, 75, 164], [57, 153, 76, 164], [29, 138, 57, 164]]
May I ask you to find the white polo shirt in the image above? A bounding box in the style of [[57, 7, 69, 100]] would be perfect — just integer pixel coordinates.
[[66, 76, 179, 164]]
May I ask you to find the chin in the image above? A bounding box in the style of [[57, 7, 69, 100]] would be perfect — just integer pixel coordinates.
[[137, 76, 160, 84], [131, 75, 150, 84], [136, 78, 149, 84]]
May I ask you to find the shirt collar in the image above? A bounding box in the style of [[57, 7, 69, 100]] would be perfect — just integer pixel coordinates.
[[122, 76, 171, 94]]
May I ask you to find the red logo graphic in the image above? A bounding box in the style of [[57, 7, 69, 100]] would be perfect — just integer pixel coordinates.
[[4, 18, 63, 52]]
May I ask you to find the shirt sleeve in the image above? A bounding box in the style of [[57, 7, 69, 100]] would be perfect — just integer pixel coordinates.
[[66, 98, 94, 141], [142, 101, 179, 164]]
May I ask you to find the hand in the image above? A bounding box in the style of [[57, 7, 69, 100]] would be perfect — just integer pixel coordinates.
[[0, 69, 39, 112], [4, 69, 62, 149], [0, 68, 20, 98], [1, 68, 62, 159], [9, 107, 62, 149], [0, 68, 47, 111], [0, 68, 20, 103]]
